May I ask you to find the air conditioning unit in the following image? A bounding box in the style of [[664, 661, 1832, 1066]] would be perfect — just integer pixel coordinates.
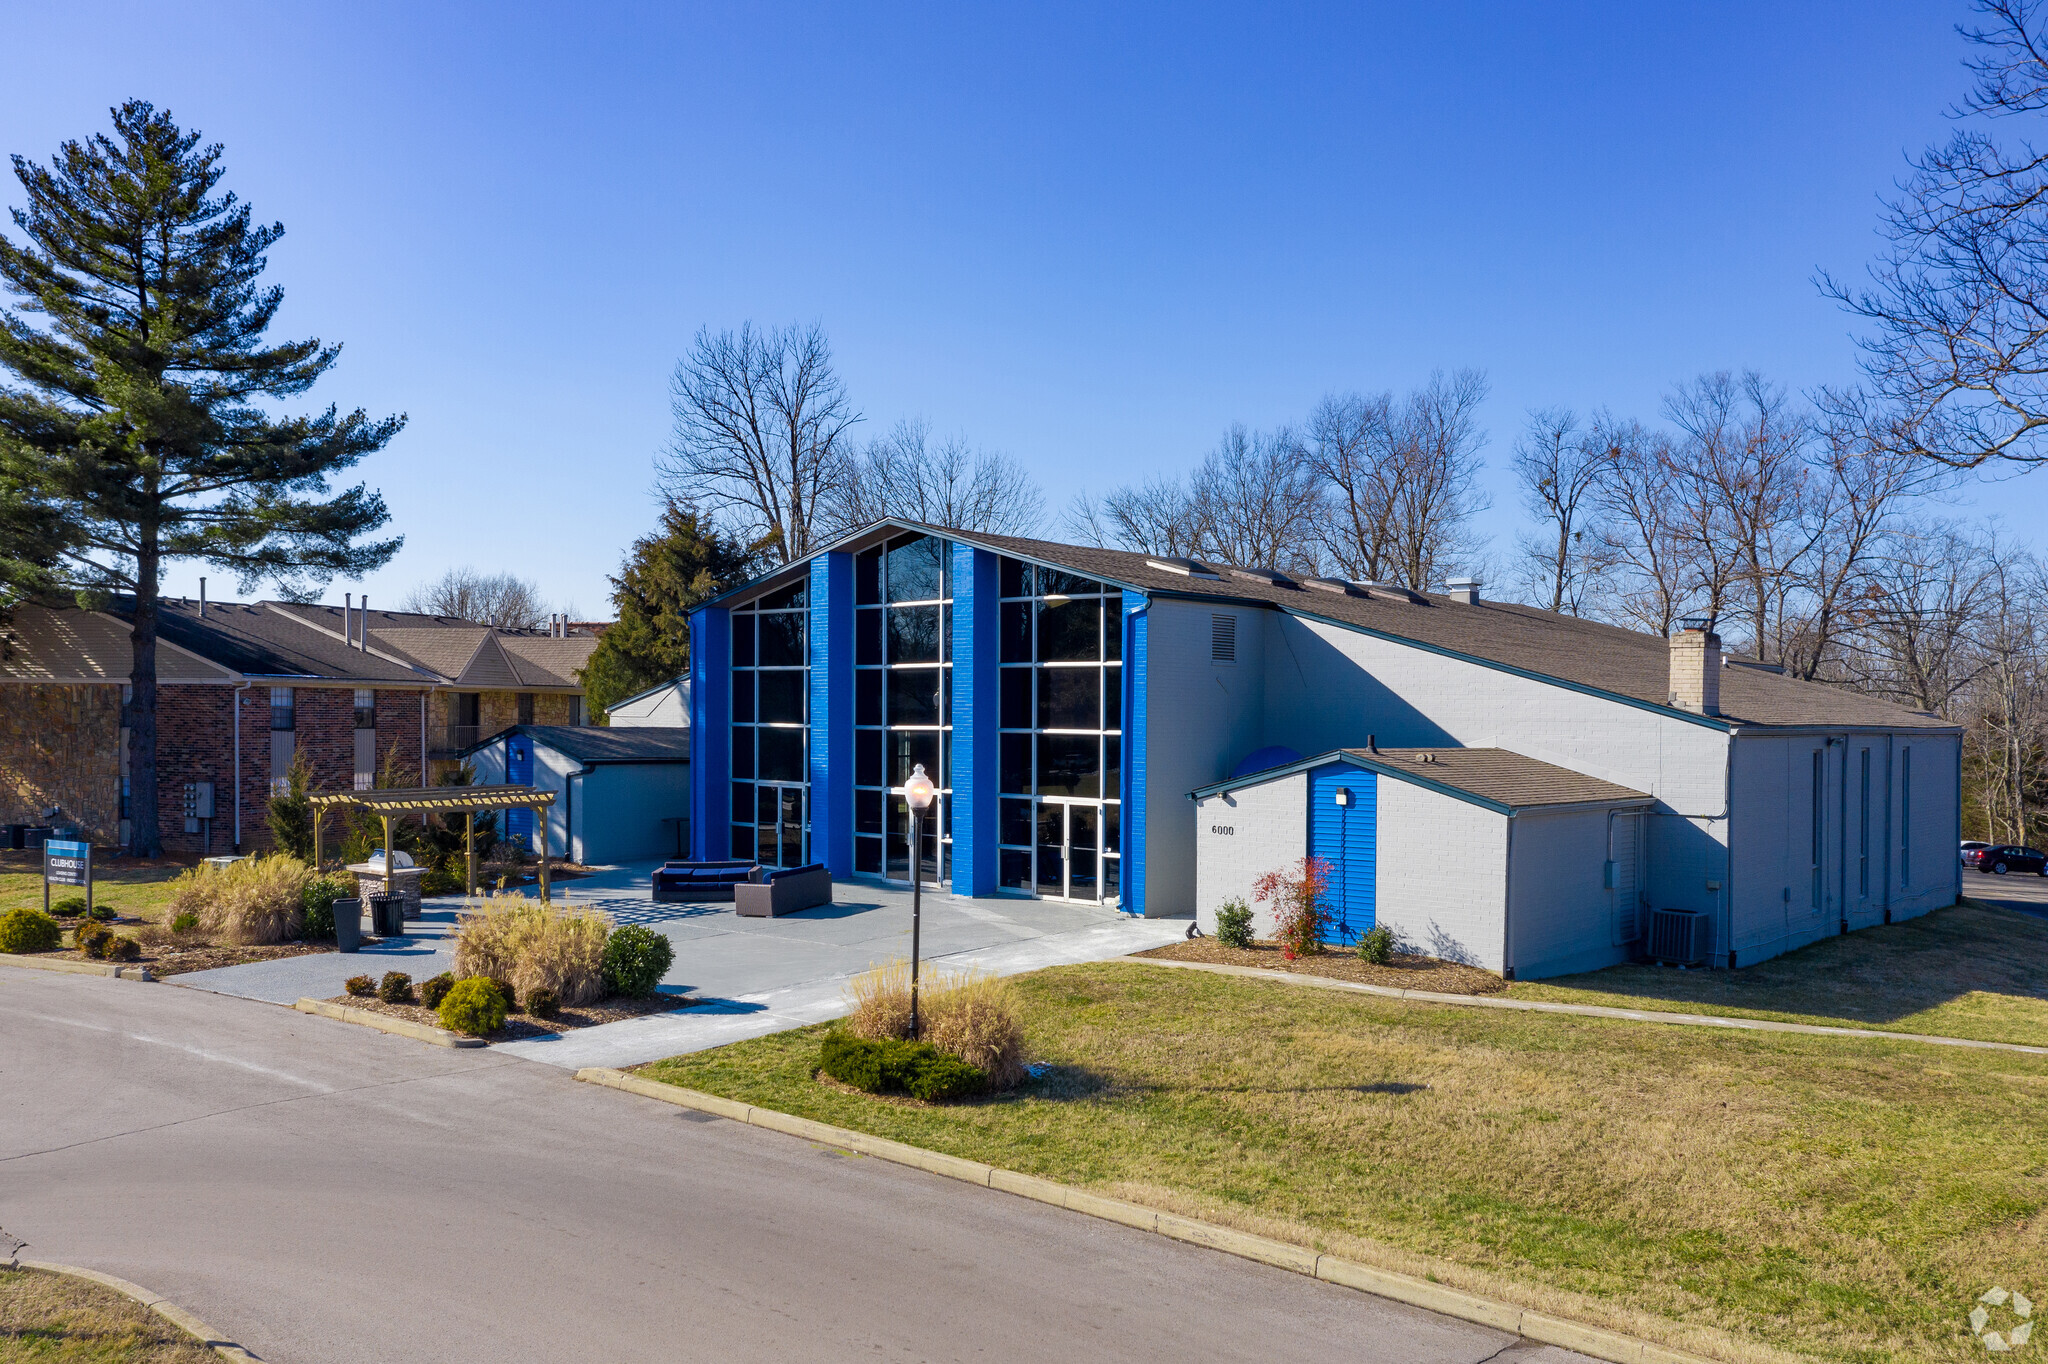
[[1647, 907, 1712, 967]]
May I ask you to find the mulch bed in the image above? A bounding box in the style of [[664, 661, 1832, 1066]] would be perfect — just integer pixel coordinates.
[[1133, 937, 1508, 995], [326, 990, 695, 1042], [22, 930, 335, 976]]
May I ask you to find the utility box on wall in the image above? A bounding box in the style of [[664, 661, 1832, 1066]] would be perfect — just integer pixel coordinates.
[[181, 780, 214, 833]]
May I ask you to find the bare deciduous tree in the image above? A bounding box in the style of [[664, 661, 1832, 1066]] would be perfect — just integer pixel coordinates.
[[1592, 417, 1697, 637], [1510, 408, 1611, 614], [1189, 423, 1323, 571], [1065, 477, 1205, 558], [1386, 370, 1490, 591], [660, 322, 859, 563], [826, 418, 1044, 536], [1305, 390, 1400, 582], [401, 567, 553, 629], [1835, 520, 1996, 714]]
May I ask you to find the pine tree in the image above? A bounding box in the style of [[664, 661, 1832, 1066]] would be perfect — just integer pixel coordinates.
[[579, 499, 760, 718], [0, 102, 403, 855]]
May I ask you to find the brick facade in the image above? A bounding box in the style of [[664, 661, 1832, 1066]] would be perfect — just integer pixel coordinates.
[[156, 686, 240, 856], [0, 683, 123, 842]]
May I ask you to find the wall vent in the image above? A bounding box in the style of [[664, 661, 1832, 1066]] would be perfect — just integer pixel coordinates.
[[1646, 907, 1711, 966], [1211, 614, 1237, 662]]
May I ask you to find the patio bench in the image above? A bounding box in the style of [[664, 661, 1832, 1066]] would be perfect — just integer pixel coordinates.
[[652, 859, 763, 903], [733, 863, 833, 918]]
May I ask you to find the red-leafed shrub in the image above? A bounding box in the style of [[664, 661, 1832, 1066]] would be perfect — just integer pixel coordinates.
[[1254, 856, 1333, 959]]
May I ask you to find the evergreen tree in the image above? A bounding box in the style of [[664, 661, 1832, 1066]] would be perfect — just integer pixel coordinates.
[[579, 498, 760, 717], [0, 102, 403, 855]]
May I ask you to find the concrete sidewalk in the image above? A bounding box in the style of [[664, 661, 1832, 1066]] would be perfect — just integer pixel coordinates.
[[169, 860, 1189, 1067]]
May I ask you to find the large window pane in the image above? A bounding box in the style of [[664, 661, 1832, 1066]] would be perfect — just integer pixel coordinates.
[[856, 670, 882, 726], [857, 609, 882, 665], [1105, 611, 1122, 661], [1000, 602, 1031, 663], [1000, 733, 1031, 794], [856, 789, 883, 834], [731, 782, 753, 819], [760, 728, 805, 782], [1039, 668, 1099, 730], [887, 535, 944, 602], [759, 612, 805, 666], [731, 673, 755, 723], [1038, 734, 1099, 797], [1037, 600, 1099, 662], [856, 549, 882, 605], [889, 668, 942, 725], [1000, 667, 1031, 728], [1038, 569, 1100, 598], [999, 556, 1029, 598], [1000, 848, 1031, 889], [890, 730, 940, 788], [1104, 855, 1120, 902], [730, 823, 754, 860], [732, 615, 755, 667], [1104, 801, 1119, 854], [1000, 797, 1032, 846], [760, 581, 806, 611], [856, 836, 882, 874], [888, 605, 941, 663], [781, 788, 805, 866], [1104, 736, 1121, 797], [759, 670, 804, 725], [731, 730, 755, 778], [1103, 669, 1122, 730], [856, 730, 882, 787]]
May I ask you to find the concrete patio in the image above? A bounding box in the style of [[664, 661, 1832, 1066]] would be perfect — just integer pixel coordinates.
[[170, 859, 1190, 1069]]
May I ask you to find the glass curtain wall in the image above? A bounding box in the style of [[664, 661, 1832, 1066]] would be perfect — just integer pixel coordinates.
[[730, 581, 810, 867], [853, 533, 953, 885], [996, 558, 1122, 903]]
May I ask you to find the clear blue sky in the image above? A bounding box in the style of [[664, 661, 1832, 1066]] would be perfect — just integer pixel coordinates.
[[0, 2, 2006, 614]]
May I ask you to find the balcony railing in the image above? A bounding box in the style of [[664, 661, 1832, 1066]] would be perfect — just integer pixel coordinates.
[[430, 724, 481, 755]]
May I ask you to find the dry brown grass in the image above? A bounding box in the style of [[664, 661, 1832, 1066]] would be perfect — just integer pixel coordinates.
[[652, 961, 2048, 1364], [166, 854, 310, 945], [0, 1267, 219, 1361], [844, 958, 1028, 1087], [451, 895, 609, 1005]]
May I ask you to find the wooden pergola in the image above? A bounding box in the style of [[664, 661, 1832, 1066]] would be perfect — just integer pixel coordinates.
[[307, 786, 560, 900]]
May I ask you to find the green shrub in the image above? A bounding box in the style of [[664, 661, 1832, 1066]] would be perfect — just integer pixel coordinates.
[[102, 934, 140, 962], [0, 907, 62, 954], [300, 875, 352, 941], [487, 976, 517, 1012], [439, 978, 507, 1036], [1357, 924, 1396, 965], [818, 1032, 989, 1103], [419, 972, 456, 1009], [50, 895, 87, 918], [1214, 898, 1254, 949], [419, 863, 464, 896], [86, 904, 116, 922], [525, 987, 560, 1019], [74, 921, 115, 958], [344, 974, 376, 998], [170, 911, 200, 934], [267, 749, 315, 862], [378, 971, 414, 1004], [602, 924, 672, 998]]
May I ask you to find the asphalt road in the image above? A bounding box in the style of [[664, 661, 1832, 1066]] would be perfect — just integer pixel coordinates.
[[0, 970, 1593, 1364]]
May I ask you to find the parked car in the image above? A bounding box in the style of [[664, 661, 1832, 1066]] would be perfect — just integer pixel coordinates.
[[1963, 844, 2048, 875], [1961, 840, 1989, 865]]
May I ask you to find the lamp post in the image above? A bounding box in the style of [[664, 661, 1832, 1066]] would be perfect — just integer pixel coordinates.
[[902, 762, 936, 1038]]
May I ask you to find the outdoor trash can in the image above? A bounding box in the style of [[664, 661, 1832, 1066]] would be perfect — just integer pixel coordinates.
[[333, 899, 362, 953], [370, 896, 405, 938]]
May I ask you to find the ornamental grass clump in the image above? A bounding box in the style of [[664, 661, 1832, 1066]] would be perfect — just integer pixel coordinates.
[[0, 907, 62, 954], [1254, 855, 1333, 959], [451, 897, 609, 1006], [169, 854, 312, 945], [842, 958, 1026, 1090]]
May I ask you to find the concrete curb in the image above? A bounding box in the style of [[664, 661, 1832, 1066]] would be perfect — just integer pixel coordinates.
[[1128, 956, 2048, 1057], [0, 953, 153, 981], [574, 1067, 1728, 1364], [293, 997, 485, 1048], [17, 1259, 261, 1360]]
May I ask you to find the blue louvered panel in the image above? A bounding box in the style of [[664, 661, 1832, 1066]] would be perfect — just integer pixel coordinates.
[[1307, 761, 1376, 945]]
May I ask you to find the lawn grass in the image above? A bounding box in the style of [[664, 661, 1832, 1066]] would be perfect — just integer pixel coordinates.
[[0, 1267, 218, 1362], [1507, 900, 2048, 1048], [643, 961, 2048, 1364], [0, 852, 190, 924]]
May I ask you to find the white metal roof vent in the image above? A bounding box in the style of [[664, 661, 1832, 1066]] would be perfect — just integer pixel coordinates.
[[1228, 566, 1298, 588], [1146, 556, 1221, 579]]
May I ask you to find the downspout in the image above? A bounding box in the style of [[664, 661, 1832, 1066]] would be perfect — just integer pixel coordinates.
[[420, 691, 428, 784], [232, 681, 251, 851], [1882, 733, 1894, 923], [1838, 733, 1850, 935], [1501, 813, 1516, 981]]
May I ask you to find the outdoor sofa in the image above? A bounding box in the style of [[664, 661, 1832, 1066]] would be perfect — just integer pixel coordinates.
[[733, 863, 833, 918], [652, 859, 763, 903]]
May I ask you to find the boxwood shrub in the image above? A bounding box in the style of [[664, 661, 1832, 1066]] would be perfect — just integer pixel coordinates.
[[378, 971, 414, 1004], [419, 972, 456, 1010], [602, 924, 673, 998], [439, 978, 507, 1036], [344, 974, 376, 998], [0, 907, 63, 954], [818, 1032, 988, 1103], [50, 896, 87, 918]]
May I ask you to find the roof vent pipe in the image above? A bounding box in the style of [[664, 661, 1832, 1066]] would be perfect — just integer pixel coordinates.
[[359, 596, 368, 651], [1367, 733, 1378, 753], [198, 577, 206, 616], [1669, 618, 1721, 715], [345, 593, 353, 646], [1447, 577, 1481, 605]]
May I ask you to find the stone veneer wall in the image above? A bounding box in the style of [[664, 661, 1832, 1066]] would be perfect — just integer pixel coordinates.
[[0, 683, 123, 842]]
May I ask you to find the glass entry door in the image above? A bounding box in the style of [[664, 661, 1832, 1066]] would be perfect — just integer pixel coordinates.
[[757, 784, 808, 868], [1035, 800, 1101, 902]]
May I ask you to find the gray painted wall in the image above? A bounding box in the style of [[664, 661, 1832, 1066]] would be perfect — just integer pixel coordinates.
[[1193, 773, 1306, 936], [462, 735, 690, 865], [1374, 779, 1508, 971], [1505, 806, 1635, 979]]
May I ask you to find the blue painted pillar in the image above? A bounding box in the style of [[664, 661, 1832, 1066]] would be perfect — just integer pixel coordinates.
[[951, 543, 999, 896], [1121, 592, 1148, 915], [809, 552, 854, 877], [689, 606, 730, 860]]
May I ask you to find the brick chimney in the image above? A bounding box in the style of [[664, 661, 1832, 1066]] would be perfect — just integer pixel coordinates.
[[1669, 618, 1721, 715]]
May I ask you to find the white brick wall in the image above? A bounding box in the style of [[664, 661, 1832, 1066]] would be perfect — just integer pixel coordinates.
[[1506, 806, 1633, 979], [1375, 780, 1507, 971], [1194, 774, 1306, 935]]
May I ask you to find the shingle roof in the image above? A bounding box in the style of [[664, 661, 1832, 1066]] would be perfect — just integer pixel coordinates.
[[464, 725, 690, 763], [1194, 746, 1653, 813], [0, 605, 233, 682], [721, 520, 1953, 733]]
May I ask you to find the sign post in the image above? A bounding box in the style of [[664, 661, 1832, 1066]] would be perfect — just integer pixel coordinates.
[[44, 838, 91, 919]]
